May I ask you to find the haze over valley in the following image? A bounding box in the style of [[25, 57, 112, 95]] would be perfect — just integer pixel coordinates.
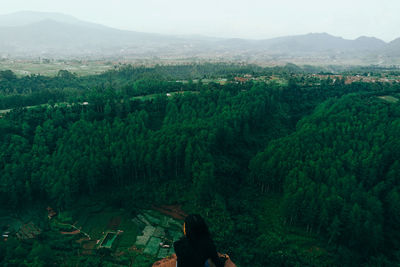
[[1, 11, 400, 66]]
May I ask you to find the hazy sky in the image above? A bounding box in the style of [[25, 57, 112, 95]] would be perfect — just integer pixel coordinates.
[[1, 0, 399, 41]]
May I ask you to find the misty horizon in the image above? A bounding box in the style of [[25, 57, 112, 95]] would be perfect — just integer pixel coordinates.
[[0, 10, 393, 43], [1, 9, 400, 66], [1, 0, 399, 42], [0, 10, 395, 43]]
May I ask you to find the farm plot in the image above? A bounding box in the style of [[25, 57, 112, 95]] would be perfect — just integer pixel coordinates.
[[133, 210, 183, 259], [53, 203, 184, 259]]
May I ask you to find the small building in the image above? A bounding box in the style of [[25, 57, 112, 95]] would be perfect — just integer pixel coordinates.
[[2, 231, 10, 241], [234, 77, 249, 83]]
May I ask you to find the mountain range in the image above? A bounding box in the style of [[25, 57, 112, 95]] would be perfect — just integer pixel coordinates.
[[0, 11, 399, 65]]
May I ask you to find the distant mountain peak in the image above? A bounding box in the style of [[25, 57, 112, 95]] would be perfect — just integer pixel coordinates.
[[355, 36, 385, 42], [0, 10, 80, 27], [306, 32, 331, 36], [0, 11, 399, 63], [0, 10, 107, 30]]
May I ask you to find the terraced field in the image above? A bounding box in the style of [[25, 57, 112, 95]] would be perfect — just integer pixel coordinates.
[[53, 204, 184, 261], [1, 203, 185, 266], [133, 210, 183, 259]]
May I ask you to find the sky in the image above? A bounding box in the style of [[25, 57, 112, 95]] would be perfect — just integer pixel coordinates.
[[1, 0, 399, 42]]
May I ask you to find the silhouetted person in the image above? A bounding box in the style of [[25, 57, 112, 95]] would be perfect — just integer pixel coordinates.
[[173, 214, 226, 267]]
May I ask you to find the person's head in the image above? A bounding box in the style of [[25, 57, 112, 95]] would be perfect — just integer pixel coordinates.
[[183, 214, 210, 242], [176, 214, 225, 267]]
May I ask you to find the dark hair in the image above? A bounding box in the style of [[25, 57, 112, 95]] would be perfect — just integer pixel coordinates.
[[175, 214, 224, 267], [184, 214, 211, 242]]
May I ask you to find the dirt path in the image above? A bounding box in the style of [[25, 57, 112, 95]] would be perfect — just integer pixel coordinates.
[[61, 229, 80, 235], [56, 221, 91, 239], [152, 205, 186, 220]]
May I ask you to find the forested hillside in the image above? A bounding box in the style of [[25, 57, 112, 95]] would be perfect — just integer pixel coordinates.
[[0, 64, 399, 266], [250, 93, 400, 265]]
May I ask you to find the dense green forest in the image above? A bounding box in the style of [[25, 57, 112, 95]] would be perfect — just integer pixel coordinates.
[[0, 64, 400, 266]]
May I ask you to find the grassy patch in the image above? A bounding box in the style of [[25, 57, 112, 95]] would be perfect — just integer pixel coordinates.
[[144, 236, 162, 255], [377, 95, 399, 103], [118, 217, 139, 249], [0, 60, 112, 76], [132, 91, 198, 101]]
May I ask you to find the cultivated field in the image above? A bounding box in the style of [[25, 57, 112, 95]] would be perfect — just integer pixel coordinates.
[[0, 59, 113, 76], [51, 201, 185, 263]]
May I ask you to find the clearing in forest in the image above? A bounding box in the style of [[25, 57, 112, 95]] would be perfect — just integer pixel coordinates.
[[52, 202, 184, 261], [133, 209, 183, 259]]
